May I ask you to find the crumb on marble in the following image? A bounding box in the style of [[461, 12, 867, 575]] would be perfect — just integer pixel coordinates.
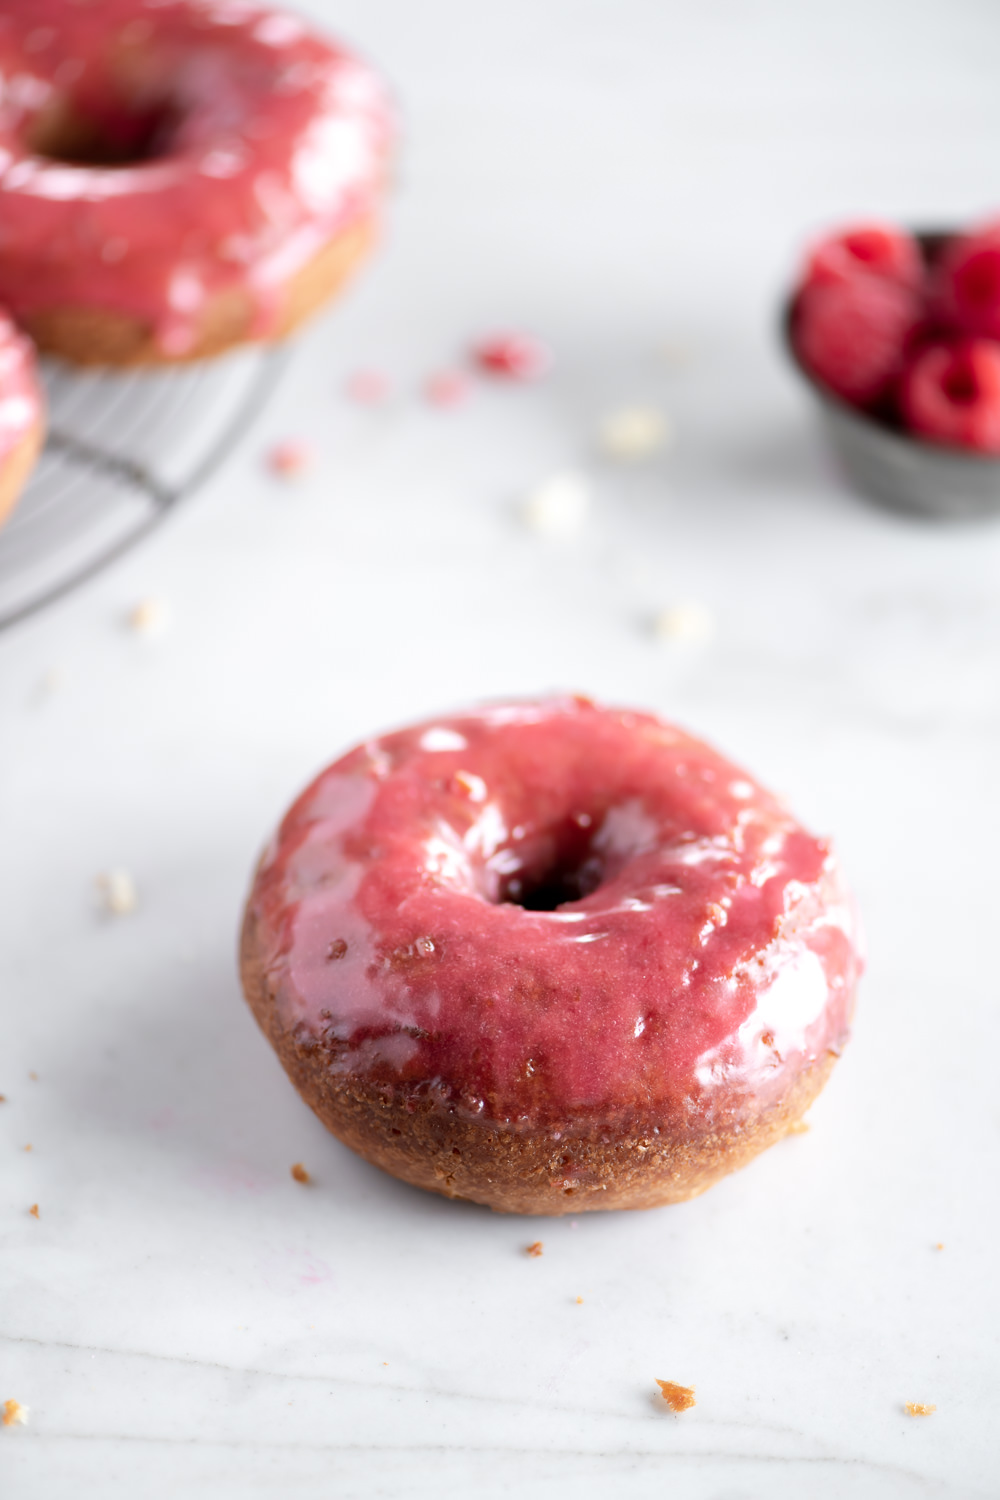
[[904, 1403, 936, 1417], [935, 1242, 944, 1251], [127, 597, 170, 637], [656, 1379, 696, 1413], [35, 667, 63, 698], [28, 1204, 39, 1220], [474, 333, 550, 380], [2, 1399, 28, 1427], [787, 1119, 811, 1135], [28, 1072, 38, 1083], [526, 1241, 543, 1258], [96, 868, 137, 917], [521, 472, 589, 537], [599, 406, 671, 460], [653, 602, 715, 644], [657, 338, 693, 366], [424, 371, 469, 407], [267, 440, 312, 477], [345, 369, 390, 404], [575, 1296, 584, 1304], [23, 1144, 31, 1152], [290, 1162, 311, 1184]]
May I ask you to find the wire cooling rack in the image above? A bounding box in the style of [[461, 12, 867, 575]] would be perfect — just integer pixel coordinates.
[[0, 345, 291, 631]]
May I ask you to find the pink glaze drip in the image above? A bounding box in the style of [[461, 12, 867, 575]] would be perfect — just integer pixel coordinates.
[[0, 2, 392, 354], [0, 310, 42, 463], [248, 699, 863, 1135]]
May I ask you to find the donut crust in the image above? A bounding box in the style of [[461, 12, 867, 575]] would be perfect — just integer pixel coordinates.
[[19, 216, 376, 368], [241, 906, 836, 1216], [0, 418, 44, 532]]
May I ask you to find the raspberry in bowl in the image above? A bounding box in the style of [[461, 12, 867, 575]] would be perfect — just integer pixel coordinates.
[[785, 219, 1000, 518]]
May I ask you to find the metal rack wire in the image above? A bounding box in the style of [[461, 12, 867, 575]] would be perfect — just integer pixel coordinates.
[[0, 344, 291, 631]]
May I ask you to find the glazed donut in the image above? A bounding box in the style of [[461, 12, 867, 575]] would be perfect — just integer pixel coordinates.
[[0, 2, 391, 365], [0, 312, 44, 531], [240, 698, 863, 1215]]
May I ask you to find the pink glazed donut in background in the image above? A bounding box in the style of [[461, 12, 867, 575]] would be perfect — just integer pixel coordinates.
[[0, 310, 44, 531], [240, 699, 863, 1215], [0, 1, 392, 364]]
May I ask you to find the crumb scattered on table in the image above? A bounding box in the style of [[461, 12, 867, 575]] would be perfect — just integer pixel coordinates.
[[656, 1379, 696, 1412], [904, 1402, 936, 1416], [28, 1072, 38, 1082], [2, 1400, 28, 1427], [653, 602, 715, 644], [599, 406, 671, 460], [267, 440, 312, 477], [35, 667, 63, 698], [788, 1119, 811, 1135], [526, 1241, 543, 1258], [127, 597, 170, 637], [521, 472, 589, 537], [28, 1205, 39, 1220], [575, 1296, 583, 1304], [424, 371, 469, 407], [935, 1242, 944, 1251], [474, 333, 550, 379], [22, 1144, 31, 1152], [346, 369, 390, 404], [96, 869, 137, 917], [290, 1163, 311, 1184]]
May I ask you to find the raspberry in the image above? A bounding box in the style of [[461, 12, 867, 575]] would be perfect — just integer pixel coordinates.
[[805, 223, 923, 291], [937, 222, 1000, 340], [793, 276, 919, 407], [899, 339, 1000, 452], [473, 333, 550, 379]]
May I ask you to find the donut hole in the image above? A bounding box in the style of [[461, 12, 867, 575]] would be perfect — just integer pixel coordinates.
[[29, 95, 181, 167], [497, 821, 605, 911]]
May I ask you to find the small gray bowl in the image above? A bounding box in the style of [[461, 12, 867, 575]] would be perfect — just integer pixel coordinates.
[[783, 232, 1000, 521]]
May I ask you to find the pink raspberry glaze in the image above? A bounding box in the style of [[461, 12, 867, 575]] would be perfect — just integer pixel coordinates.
[[247, 700, 862, 1135], [0, 310, 42, 464], [0, 2, 391, 355]]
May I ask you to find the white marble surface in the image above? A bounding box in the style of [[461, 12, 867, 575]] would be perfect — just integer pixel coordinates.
[[2, 2, 1000, 1495]]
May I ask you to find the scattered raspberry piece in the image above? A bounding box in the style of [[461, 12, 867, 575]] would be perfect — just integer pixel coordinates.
[[526, 1241, 543, 1257], [794, 276, 919, 406], [656, 1380, 696, 1412], [937, 223, 1000, 340], [2, 1399, 28, 1427], [805, 223, 923, 291], [345, 369, 390, 404], [424, 371, 469, 407], [290, 1163, 311, 1184], [904, 1402, 936, 1417], [899, 340, 1000, 452], [474, 334, 550, 380], [267, 441, 311, 477]]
